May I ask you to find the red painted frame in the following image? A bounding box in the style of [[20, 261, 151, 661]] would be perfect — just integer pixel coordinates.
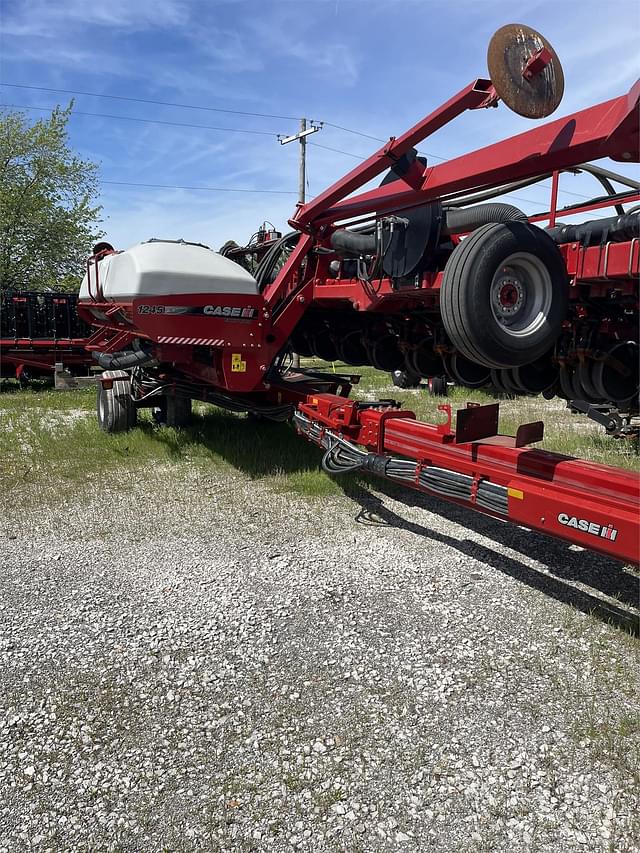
[[295, 396, 639, 564], [0, 339, 93, 378]]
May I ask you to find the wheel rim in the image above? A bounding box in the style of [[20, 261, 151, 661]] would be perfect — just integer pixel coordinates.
[[98, 388, 107, 423], [490, 252, 554, 337]]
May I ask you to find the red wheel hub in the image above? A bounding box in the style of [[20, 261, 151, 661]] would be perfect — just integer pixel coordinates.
[[499, 281, 519, 307]]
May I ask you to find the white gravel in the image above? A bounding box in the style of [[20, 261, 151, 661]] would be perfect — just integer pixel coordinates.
[[0, 466, 638, 852]]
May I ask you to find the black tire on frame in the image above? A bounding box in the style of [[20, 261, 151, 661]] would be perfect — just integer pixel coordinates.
[[96, 378, 137, 433], [440, 221, 568, 369]]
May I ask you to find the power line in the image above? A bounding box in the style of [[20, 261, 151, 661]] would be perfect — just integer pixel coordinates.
[[101, 180, 297, 194], [322, 121, 386, 143], [323, 120, 448, 162], [0, 81, 300, 122], [1, 90, 601, 203], [1, 80, 450, 161], [2, 103, 280, 137], [309, 141, 364, 159]]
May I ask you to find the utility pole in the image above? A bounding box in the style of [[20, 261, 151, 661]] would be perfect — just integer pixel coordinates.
[[278, 118, 322, 368], [298, 117, 307, 204], [278, 118, 322, 205]]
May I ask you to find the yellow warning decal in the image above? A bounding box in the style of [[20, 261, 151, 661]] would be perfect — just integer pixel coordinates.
[[231, 353, 247, 373], [508, 487, 524, 500]]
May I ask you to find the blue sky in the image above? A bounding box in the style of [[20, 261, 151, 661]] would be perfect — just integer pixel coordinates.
[[1, 0, 638, 250]]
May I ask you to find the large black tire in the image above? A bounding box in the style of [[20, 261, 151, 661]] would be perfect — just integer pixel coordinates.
[[96, 376, 137, 433], [440, 222, 568, 369], [337, 331, 368, 366], [408, 337, 440, 378]]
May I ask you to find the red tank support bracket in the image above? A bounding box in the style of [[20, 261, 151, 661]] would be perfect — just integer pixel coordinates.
[[294, 398, 639, 565]]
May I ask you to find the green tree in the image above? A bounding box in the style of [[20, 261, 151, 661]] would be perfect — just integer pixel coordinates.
[[0, 103, 103, 291]]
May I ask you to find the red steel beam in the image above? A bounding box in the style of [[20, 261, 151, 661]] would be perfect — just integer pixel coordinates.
[[381, 416, 639, 563], [291, 79, 496, 231], [307, 81, 640, 227], [296, 397, 640, 564]]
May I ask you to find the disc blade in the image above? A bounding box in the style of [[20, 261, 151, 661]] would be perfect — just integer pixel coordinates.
[[488, 24, 564, 119]]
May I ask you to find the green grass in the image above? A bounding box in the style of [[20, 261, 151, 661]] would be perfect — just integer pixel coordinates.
[[0, 363, 637, 513], [0, 381, 342, 509]]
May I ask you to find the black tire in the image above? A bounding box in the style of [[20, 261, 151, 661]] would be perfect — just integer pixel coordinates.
[[489, 369, 507, 395], [96, 376, 137, 433], [391, 369, 421, 389], [408, 337, 440, 378], [557, 365, 575, 401], [576, 360, 601, 400], [310, 329, 338, 362], [511, 352, 558, 395], [440, 222, 568, 369], [289, 330, 314, 359], [500, 369, 525, 396]]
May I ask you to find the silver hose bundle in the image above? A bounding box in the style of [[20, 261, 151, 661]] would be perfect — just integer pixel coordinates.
[[293, 410, 510, 515]]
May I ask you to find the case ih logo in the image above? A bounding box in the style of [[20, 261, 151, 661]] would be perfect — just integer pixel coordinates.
[[204, 305, 257, 319], [138, 304, 257, 319], [557, 513, 618, 541]]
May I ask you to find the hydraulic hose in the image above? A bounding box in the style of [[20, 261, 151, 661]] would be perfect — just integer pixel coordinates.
[[330, 203, 526, 256], [93, 349, 155, 370], [546, 212, 639, 246], [330, 230, 377, 255], [441, 203, 527, 235]]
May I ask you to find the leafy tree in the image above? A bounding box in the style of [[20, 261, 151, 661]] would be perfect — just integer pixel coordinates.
[[0, 104, 103, 291]]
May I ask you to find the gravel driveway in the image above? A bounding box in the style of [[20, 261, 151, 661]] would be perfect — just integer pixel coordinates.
[[1, 465, 638, 852]]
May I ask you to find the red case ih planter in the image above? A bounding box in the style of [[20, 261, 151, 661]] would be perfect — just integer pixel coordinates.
[[69, 25, 639, 564]]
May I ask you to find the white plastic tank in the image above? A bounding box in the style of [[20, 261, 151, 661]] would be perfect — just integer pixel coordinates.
[[79, 239, 258, 301]]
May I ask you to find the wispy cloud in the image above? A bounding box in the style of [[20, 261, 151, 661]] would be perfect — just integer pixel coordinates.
[[246, 7, 362, 88], [2, 0, 189, 38]]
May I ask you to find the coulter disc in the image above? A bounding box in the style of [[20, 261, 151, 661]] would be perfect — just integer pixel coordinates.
[[488, 24, 564, 119]]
